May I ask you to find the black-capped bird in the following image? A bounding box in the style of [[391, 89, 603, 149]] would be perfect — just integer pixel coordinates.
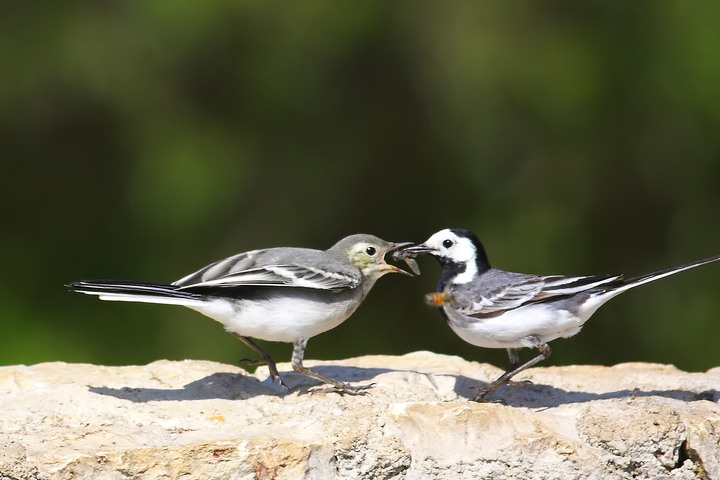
[[69, 234, 417, 395], [401, 228, 720, 400]]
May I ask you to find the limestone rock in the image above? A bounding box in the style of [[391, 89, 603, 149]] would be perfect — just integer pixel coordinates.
[[1, 351, 719, 479]]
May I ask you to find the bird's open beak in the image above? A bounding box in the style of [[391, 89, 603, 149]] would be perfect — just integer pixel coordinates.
[[383, 242, 420, 276]]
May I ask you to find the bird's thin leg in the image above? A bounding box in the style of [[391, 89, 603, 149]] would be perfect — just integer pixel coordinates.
[[290, 338, 373, 396], [506, 348, 521, 370], [231, 333, 289, 390], [502, 347, 534, 388], [473, 341, 551, 401]]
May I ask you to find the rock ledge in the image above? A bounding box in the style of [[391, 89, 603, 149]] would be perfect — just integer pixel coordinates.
[[1, 351, 719, 479]]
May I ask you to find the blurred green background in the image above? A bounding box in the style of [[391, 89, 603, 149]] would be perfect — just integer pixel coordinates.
[[2, 2, 719, 373]]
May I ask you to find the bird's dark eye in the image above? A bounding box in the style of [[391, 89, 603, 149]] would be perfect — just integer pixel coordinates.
[[365, 246, 377, 256], [442, 239, 454, 249]]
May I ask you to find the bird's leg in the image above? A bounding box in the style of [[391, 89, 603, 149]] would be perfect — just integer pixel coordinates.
[[501, 347, 533, 388], [231, 333, 289, 390], [291, 338, 373, 395], [473, 340, 551, 401], [506, 348, 521, 370]]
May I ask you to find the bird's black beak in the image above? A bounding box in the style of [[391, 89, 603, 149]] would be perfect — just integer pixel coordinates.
[[397, 243, 436, 256], [385, 242, 421, 276]]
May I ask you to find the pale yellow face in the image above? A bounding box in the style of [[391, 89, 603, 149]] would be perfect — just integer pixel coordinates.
[[347, 241, 396, 277]]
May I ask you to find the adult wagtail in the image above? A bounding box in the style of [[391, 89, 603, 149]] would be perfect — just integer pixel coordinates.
[[69, 234, 416, 395], [400, 228, 720, 400]]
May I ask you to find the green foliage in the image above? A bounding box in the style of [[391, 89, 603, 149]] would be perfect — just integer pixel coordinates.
[[2, 2, 719, 371]]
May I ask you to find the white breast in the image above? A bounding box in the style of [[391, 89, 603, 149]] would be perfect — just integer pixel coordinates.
[[444, 303, 589, 349], [189, 296, 358, 343]]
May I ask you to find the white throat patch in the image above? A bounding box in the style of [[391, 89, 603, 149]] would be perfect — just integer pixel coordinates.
[[446, 237, 478, 284], [451, 260, 477, 284]]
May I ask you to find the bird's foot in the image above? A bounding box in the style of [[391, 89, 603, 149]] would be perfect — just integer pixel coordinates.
[[238, 357, 265, 366], [273, 375, 290, 391], [471, 379, 532, 402], [470, 386, 494, 402], [239, 358, 290, 391], [506, 379, 534, 387], [309, 382, 375, 396], [263, 368, 290, 391]]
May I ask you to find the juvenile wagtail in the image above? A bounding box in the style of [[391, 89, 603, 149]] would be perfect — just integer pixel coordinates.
[[69, 234, 416, 395], [400, 228, 720, 400]]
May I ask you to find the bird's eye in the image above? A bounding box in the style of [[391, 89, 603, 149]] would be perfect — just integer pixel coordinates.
[[365, 246, 377, 256], [442, 239, 454, 249]]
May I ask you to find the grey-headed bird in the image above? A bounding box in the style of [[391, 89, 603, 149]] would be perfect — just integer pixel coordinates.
[[69, 234, 416, 395]]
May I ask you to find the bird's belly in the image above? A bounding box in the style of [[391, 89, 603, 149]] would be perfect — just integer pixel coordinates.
[[444, 304, 585, 349], [189, 295, 358, 343]]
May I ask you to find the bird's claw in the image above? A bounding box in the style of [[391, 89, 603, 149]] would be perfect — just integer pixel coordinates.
[[470, 379, 533, 401], [508, 379, 534, 387], [264, 370, 289, 391], [470, 387, 492, 402], [275, 377, 290, 391], [238, 357, 265, 366], [239, 358, 290, 391], [309, 382, 375, 396]]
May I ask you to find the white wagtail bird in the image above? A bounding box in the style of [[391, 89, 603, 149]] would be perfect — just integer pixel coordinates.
[[69, 234, 418, 395], [400, 228, 720, 400]]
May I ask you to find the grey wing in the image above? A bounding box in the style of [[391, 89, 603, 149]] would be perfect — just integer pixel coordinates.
[[173, 250, 361, 290], [452, 273, 546, 316], [173, 250, 263, 286], [454, 271, 623, 316]]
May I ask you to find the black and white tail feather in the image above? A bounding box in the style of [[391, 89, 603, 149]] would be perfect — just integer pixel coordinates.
[[597, 254, 720, 296], [69, 280, 206, 306]]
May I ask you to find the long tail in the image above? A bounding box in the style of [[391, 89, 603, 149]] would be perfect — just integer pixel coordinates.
[[598, 253, 720, 299], [67, 280, 207, 307]]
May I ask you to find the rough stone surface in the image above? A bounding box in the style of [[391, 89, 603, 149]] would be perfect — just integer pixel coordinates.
[[1, 351, 719, 479]]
